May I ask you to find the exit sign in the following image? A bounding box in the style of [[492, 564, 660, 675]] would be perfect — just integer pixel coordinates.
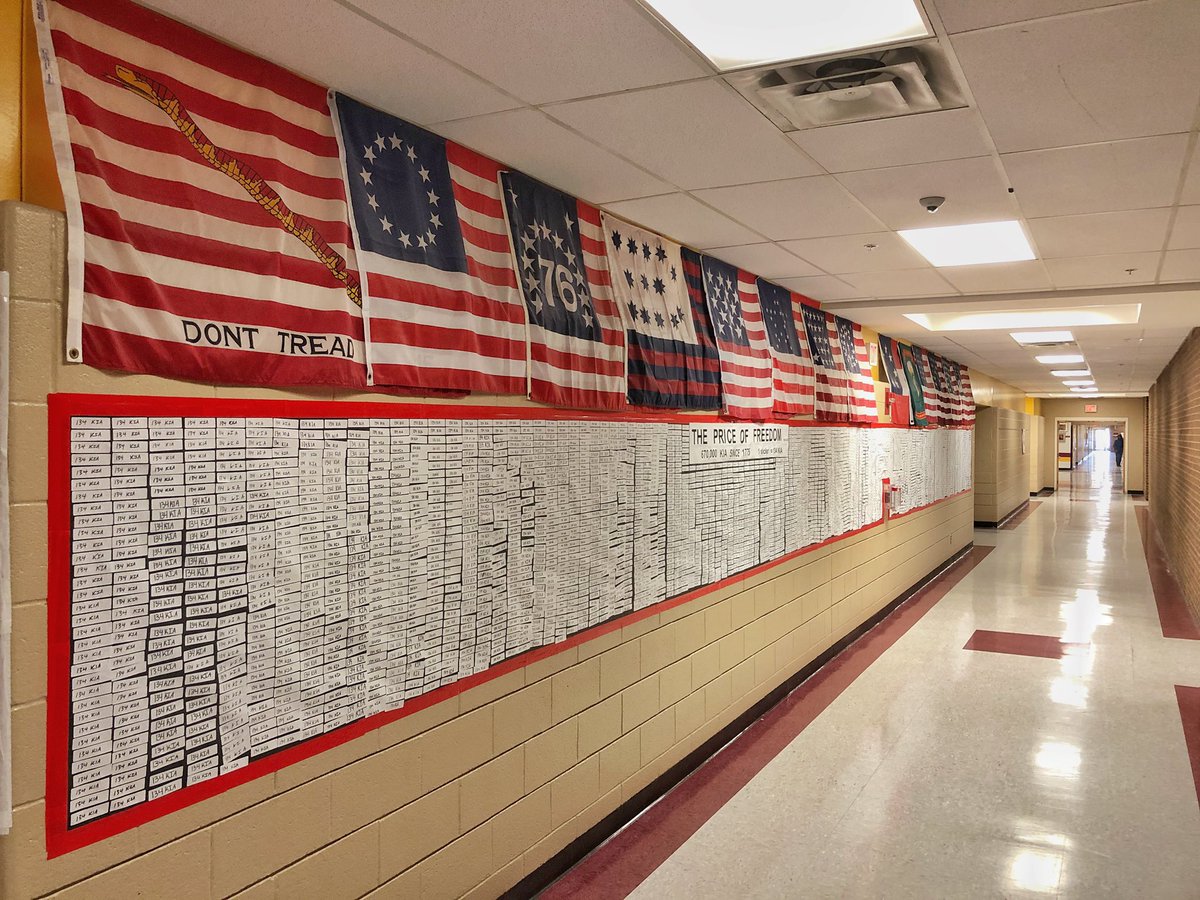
[[1084, 403, 1098, 413]]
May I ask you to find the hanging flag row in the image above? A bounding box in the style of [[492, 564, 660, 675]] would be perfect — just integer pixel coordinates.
[[36, 0, 968, 427], [879, 335, 975, 427]]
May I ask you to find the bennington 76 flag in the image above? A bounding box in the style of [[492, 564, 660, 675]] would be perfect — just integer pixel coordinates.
[[501, 172, 626, 410], [36, 0, 368, 386], [333, 93, 527, 394]]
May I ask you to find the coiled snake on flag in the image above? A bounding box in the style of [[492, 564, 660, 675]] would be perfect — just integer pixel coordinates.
[[108, 65, 363, 308]]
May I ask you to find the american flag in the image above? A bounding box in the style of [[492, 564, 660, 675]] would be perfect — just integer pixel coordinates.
[[680, 249, 725, 410], [699, 256, 773, 420], [602, 214, 720, 409], [937, 355, 964, 425], [917, 349, 945, 426], [37, 0, 368, 386], [501, 172, 626, 410], [800, 307, 876, 422], [333, 93, 526, 394], [755, 279, 815, 417], [960, 365, 976, 428], [833, 315, 879, 423]]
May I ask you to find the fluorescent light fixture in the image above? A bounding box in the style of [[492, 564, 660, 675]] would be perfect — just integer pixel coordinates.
[[1036, 354, 1086, 364], [904, 304, 1141, 332], [898, 220, 1035, 267], [639, 0, 930, 71], [1050, 369, 1090, 377], [1062, 380, 1095, 387], [1071, 387, 1099, 393], [1010, 330, 1074, 345]]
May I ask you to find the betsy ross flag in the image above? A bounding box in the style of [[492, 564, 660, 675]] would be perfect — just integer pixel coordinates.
[[755, 279, 815, 416], [501, 172, 626, 410], [333, 93, 526, 394], [36, 0, 368, 386], [801, 307, 877, 422], [699, 256, 773, 420], [602, 214, 720, 409]]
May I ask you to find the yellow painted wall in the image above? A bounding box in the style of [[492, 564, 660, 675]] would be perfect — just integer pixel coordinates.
[[968, 369, 1027, 412], [1038, 397, 1148, 493], [1, 0, 64, 208]]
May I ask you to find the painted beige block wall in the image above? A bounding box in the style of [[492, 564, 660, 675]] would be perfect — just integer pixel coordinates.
[[973, 406, 1031, 525], [1028, 414, 1043, 496], [0, 201, 975, 899], [1038, 398, 1148, 493]]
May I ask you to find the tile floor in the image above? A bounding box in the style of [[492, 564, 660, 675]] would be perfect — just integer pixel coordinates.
[[547, 451, 1200, 898]]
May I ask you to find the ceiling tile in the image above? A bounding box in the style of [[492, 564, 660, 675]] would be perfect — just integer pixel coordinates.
[[1179, 142, 1200, 205], [693, 177, 882, 240], [787, 109, 992, 173], [937, 261, 1053, 294], [950, 0, 1200, 152], [704, 244, 821, 279], [1168, 206, 1200, 250], [934, 0, 1144, 33], [434, 109, 670, 203], [546, 81, 822, 190], [602, 193, 760, 249], [142, 0, 520, 124], [779, 233, 927, 274], [342, 0, 707, 105], [1027, 209, 1172, 258], [1043, 252, 1161, 287], [840, 269, 958, 299], [774, 275, 866, 303], [1003, 135, 1189, 219], [836, 157, 1018, 229], [1160, 249, 1200, 282]]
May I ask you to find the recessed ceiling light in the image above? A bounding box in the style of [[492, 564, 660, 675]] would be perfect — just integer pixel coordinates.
[[639, 0, 931, 71], [903, 305, 1141, 332], [1062, 380, 1095, 387], [1071, 387, 1099, 393], [1011, 330, 1074, 345], [1050, 370, 1091, 377], [898, 220, 1036, 267], [1036, 354, 1086, 364]]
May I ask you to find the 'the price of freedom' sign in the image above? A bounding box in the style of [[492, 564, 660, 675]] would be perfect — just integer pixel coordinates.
[[688, 423, 788, 464]]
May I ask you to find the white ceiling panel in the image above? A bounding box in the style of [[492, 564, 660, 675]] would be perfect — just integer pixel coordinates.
[[141, 0, 521, 124], [841, 269, 958, 298], [705, 244, 821, 279], [342, 0, 707, 105], [933, 0, 1145, 34], [1160, 249, 1200, 282], [602, 193, 760, 249], [775, 275, 866, 303], [1168, 206, 1200, 250], [1179, 142, 1200, 205], [694, 177, 883, 240], [787, 109, 993, 173], [546, 81, 822, 190], [950, 0, 1200, 152], [1003, 135, 1189, 219], [433, 109, 671, 203], [1043, 252, 1162, 288], [1027, 209, 1173, 258], [779, 233, 928, 274], [937, 261, 1053, 293], [836, 156, 1018, 230]]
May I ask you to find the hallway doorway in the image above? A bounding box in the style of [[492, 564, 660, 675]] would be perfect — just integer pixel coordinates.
[[1054, 418, 1128, 497]]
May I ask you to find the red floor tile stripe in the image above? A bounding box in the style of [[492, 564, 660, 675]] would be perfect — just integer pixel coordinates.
[[1175, 686, 1200, 809], [1135, 507, 1200, 640], [963, 629, 1080, 659], [998, 500, 1042, 530], [541, 546, 995, 899]]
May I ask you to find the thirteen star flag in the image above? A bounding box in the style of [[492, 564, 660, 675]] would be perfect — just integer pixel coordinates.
[[333, 93, 526, 393], [699, 256, 773, 420], [501, 172, 626, 410], [37, 0, 368, 386], [602, 214, 720, 409], [755, 279, 815, 417]]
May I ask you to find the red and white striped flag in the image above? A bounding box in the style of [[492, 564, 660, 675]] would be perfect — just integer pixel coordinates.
[[332, 93, 526, 394], [755, 279, 815, 417], [698, 256, 773, 420], [831, 315, 878, 423], [501, 171, 626, 410], [37, 0, 368, 386], [960, 365, 976, 428], [918, 349, 946, 426]]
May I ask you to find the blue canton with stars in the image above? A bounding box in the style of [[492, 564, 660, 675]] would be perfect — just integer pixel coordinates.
[[700, 257, 748, 347], [501, 171, 599, 343], [835, 316, 861, 374], [801, 305, 837, 369], [756, 279, 803, 357], [335, 93, 467, 272]]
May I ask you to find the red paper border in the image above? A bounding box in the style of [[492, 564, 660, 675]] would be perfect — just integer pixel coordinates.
[[45, 393, 970, 857]]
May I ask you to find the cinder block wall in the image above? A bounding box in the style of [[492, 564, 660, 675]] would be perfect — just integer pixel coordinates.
[[0, 201, 974, 898], [972, 406, 1029, 525], [1149, 328, 1200, 619]]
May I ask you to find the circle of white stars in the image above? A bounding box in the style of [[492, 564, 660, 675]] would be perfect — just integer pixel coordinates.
[[515, 209, 595, 333], [359, 132, 441, 251]]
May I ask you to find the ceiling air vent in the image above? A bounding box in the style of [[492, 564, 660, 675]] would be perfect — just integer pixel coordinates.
[[726, 41, 966, 132]]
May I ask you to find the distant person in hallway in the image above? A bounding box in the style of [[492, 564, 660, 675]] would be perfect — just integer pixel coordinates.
[[1114, 431, 1125, 468]]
